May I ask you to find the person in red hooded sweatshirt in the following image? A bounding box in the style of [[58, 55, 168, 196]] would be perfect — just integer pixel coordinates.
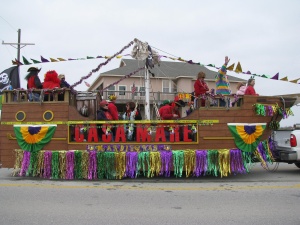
[[245, 78, 259, 96], [42, 70, 61, 101]]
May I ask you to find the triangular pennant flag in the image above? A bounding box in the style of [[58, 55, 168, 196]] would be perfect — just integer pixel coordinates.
[[226, 63, 235, 71], [261, 74, 269, 78], [245, 71, 251, 74], [289, 78, 300, 83], [31, 58, 41, 64], [116, 55, 122, 59], [271, 73, 279, 80], [206, 64, 215, 67], [57, 58, 66, 61], [41, 56, 49, 62], [280, 76, 288, 81], [22, 56, 31, 65], [177, 57, 185, 62], [87, 56, 94, 59], [12, 60, 18, 65], [234, 62, 242, 73], [15, 59, 23, 65], [96, 56, 103, 58], [68, 58, 76, 60], [50, 58, 58, 62], [84, 81, 91, 87]]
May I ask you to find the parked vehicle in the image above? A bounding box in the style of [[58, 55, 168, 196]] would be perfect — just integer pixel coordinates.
[[273, 124, 300, 168]]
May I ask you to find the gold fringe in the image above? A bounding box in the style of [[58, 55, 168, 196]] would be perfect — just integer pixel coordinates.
[[184, 150, 195, 177], [254, 149, 267, 169], [59, 151, 66, 179], [37, 150, 45, 177], [81, 151, 89, 179], [12, 149, 24, 176], [149, 152, 161, 177], [218, 149, 230, 177], [115, 152, 126, 179]]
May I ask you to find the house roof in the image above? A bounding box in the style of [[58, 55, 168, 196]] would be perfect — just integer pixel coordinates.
[[100, 59, 246, 82]]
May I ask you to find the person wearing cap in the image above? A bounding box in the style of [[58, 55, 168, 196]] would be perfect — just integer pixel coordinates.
[[159, 100, 184, 120], [97, 100, 113, 120], [97, 100, 114, 141], [107, 95, 119, 120], [159, 100, 185, 141], [25, 67, 43, 101]]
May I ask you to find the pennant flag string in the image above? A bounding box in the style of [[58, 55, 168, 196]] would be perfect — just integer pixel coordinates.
[[13, 43, 299, 84]]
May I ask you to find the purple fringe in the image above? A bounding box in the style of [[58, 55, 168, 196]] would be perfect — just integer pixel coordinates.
[[230, 149, 246, 174], [43, 151, 52, 179], [126, 152, 138, 178], [88, 151, 97, 180], [194, 150, 207, 177], [257, 142, 267, 162], [160, 150, 173, 177], [20, 151, 31, 176], [66, 151, 75, 180]]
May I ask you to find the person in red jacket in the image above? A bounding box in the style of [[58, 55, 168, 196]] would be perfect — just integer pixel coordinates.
[[245, 78, 259, 96], [42, 70, 61, 101], [107, 95, 119, 120], [159, 100, 185, 141], [194, 71, 209, 107], [25, 67, 43, 101]]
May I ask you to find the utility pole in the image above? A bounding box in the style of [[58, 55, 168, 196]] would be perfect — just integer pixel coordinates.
[[2, 29, 35, 78]]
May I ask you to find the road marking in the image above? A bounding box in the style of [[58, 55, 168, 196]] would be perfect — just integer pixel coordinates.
[[1, 183, 300, 191]]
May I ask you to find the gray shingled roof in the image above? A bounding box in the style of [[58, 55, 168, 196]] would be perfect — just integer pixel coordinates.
[[101, 59, 246, 82]]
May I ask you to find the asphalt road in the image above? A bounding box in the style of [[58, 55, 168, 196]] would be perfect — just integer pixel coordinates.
[[0, 163, 300, 225]]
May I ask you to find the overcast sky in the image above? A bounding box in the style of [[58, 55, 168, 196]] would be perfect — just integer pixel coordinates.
[[1, 0, 300, 126]]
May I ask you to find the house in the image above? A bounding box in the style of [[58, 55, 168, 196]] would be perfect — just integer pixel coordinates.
[[88, 59, 246, 119]]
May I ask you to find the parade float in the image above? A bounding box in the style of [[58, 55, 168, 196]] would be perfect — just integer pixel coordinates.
[[0, 39, 297, 180]]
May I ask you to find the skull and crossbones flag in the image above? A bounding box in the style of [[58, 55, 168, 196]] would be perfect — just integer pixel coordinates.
[[0, 66, 20, 94]]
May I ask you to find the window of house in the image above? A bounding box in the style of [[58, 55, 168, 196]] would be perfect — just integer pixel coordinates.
[[162, 80, 176, 93], [108, 85, 115, 96], [139, 86, 145, 96], [118, 85, 126, 96]]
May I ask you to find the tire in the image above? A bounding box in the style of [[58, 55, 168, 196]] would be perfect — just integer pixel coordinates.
[[295, 163, 300, 168]]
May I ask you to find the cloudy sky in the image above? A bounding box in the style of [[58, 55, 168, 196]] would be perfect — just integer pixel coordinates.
[[1, 0, 300, 126]]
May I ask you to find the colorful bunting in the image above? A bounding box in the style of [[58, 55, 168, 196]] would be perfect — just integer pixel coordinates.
[[13, 125, 57, 153], [280, 76, 288, 81], [31, 58, 41, 64], [234, 62, 242, 73], [41, 56, 49, 62], [227, 123, 266, 153], [289, 78, 300, 83], [226, 63, 235, 71], [22, 56, 31, 65], [50, 58, 58, 62], [271, 72, 279, 80]]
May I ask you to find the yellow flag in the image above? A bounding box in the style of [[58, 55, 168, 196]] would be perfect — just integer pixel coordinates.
[[50, 58, 58, 62], [280, 76, 288, 81], [289, 78, 300, 83], [116, 55, 122, 58], [234, 62, 243, 73], [226, 63, 235, 71], [57, 58, 66, 61]]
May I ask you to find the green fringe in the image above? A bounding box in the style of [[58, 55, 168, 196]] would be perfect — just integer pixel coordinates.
[[51, 151, 59, 179], [104, 152, 116, 179], [97, 152, 105, 179], [138, 152, 150, 177], [242, 152, 253, 172], [262, 140, 273, 163], [173, 151, 184, 178], [74, 151, 83, 179], [27, 151, 38, 177], [207, 150, 219, 177]]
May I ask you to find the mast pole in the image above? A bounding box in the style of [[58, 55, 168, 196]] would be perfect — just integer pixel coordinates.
[[144, 66, 150, 120]]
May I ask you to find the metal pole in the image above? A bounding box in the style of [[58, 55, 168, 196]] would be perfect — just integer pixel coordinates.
[[144, 66, 150, 120], [17, 29, 21, 80]]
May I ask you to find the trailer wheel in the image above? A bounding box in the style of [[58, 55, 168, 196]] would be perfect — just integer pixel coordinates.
[[295, 163, 300, 168]]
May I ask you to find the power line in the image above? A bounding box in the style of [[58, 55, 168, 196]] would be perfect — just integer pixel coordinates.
[[0, 15, 17, 32]]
